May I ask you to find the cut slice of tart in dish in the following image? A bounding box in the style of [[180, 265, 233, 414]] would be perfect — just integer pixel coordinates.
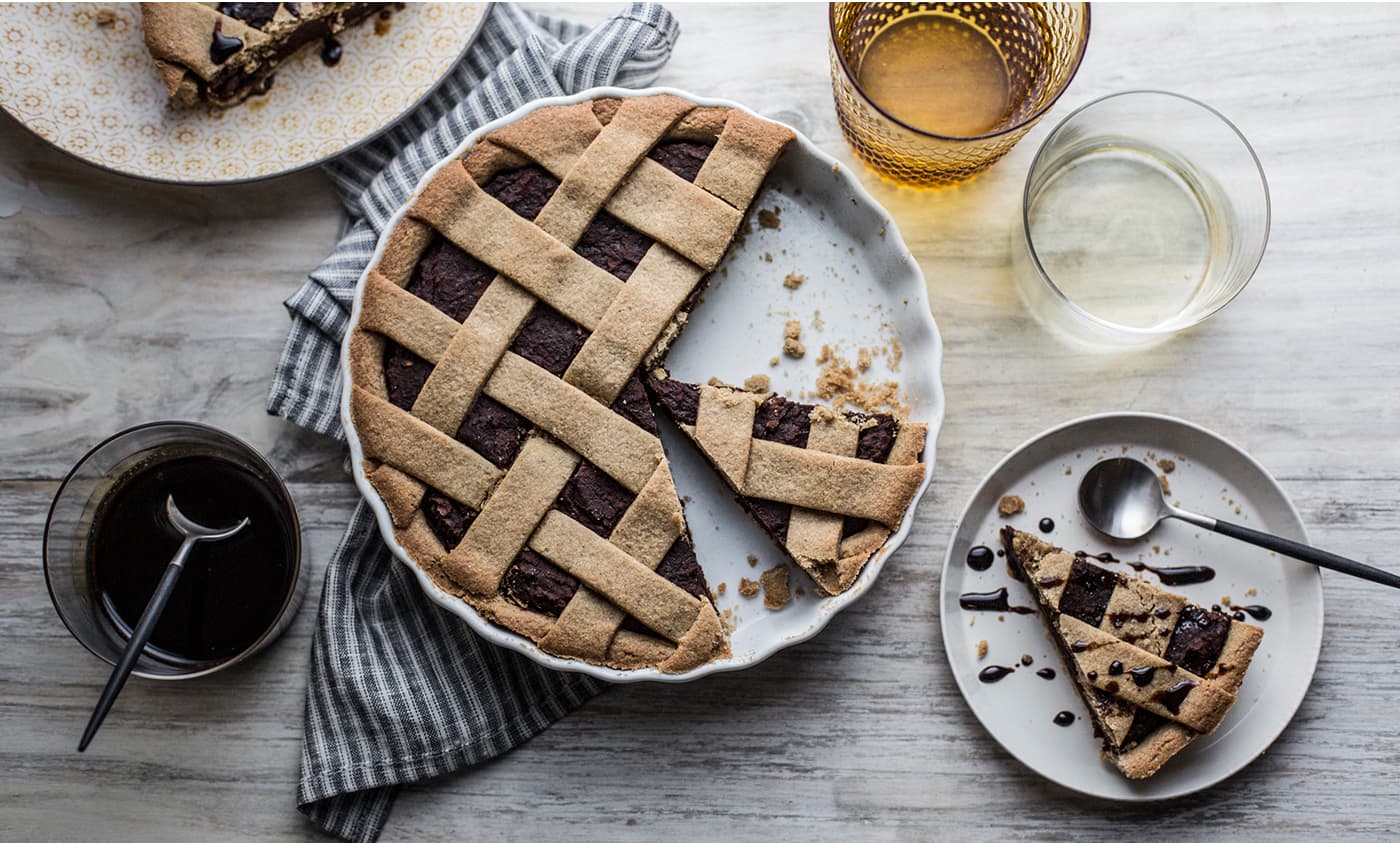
[[1001, 527, 1264, 779], [647, 373, 928, 595]]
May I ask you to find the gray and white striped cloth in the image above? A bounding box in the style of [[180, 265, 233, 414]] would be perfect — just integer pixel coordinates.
[[264, 5, 680, 841]]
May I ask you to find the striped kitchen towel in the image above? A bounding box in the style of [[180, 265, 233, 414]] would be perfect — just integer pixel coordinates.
[[265, 5, 680, 841]]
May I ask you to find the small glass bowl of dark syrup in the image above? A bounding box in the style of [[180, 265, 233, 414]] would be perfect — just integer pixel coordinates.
[[44, 422, 303, 679]]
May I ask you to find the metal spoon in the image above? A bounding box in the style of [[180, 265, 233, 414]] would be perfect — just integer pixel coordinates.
[[1078, 457, 1400, 589], [78, 495, 249, 752]]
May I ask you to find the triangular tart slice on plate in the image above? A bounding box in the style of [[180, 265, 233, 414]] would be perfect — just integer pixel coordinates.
[[1002, 527, 1264, 779], [647, 373, 928, 595]]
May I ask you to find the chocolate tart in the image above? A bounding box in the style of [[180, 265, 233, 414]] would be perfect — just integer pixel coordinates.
[[648, 374, 927, 595], [345, 94, 794, 672], [1003, 527, 1264, 779], [140, 2, 393, 108]]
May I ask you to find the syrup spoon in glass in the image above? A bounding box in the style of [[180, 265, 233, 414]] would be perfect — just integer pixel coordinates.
[[1078, 457, 1400, 589], [78, 495, 249, 752]]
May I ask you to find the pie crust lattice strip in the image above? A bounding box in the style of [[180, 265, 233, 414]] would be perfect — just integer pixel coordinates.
[[347, 94, 796, 672], [1003, 528, 1264, 779]]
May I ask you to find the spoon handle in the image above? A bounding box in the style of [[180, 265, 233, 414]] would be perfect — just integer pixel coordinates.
[[1212, 519, 1400, 589], [78, 537, 196, 752]]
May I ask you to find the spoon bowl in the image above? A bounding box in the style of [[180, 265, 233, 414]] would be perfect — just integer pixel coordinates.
[[1079, 457, 1180, 539]]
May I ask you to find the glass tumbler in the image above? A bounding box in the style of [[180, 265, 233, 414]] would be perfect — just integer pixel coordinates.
[[43, 421, 304, 679], [829, 2, 1091, 188], [1012, 91, 1271, 349]]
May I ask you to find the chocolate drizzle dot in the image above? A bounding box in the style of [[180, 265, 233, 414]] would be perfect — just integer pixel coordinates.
[[1154, 680, 1198, 714], [978, 665, 1015, 683], [1108, 660, 1124, 676], [1035, 667, 1056, 680], [1128, 665, 1158, 687], [1053, 711, 1076, 727]]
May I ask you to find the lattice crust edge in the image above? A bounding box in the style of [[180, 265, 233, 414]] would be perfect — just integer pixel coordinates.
[[346, 95, 794, 672]]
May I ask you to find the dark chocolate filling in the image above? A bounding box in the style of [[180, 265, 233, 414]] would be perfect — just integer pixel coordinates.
[[1056, 557, 1120, 627], [1162, 604, 1232, 677]]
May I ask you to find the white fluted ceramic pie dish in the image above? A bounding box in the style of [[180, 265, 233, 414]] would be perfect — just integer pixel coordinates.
[[340, 86, 944, 682]]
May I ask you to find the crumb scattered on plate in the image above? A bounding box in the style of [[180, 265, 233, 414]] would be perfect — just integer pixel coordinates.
[[1159, 475, 1172, 496], [998, 495, 1025, 517], [716, 582, 727, 595], [783, 272, 805, 290], [760, 564, 791, 610], [744, 373, 771, 393], [783, 320, 805, 358], [738, 578, 760, 598], [1157, 458, 1176, 473], [757, 207, 781, 229], [977, 640, 988, 660], [747, 553, 759, 568]]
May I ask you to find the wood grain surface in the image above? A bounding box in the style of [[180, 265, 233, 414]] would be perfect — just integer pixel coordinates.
[[3, 3, 1398, 840]]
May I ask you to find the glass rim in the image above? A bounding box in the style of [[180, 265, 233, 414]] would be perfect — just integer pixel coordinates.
[[1019, 89, 1273, 338], [42, 419, 303, 681], [827, 2, 1093, 143]]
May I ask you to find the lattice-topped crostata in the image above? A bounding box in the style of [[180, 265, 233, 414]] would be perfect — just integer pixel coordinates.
[[1002, 527, 1264, 778], [648, 374, 926, 595], [140, 3, 394, 108], [345, 94, 929, 673]]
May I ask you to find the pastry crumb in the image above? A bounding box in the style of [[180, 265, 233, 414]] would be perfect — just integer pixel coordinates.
[[998, 495, 1025, 517], [95, 7, 118, 26], [738, 578, 760, 598], [1221, 595, 1231, 606], [716, 582, 727, 595], [1246, 587, 1257, 597], [976, 640, 988, 660], [743, 373, 771, 393], [783, 272, 805, 290], [768, 356, 779, 367], [812, 344, 906, 415], [1156, 458, 1176, 473], [747, 553, 759, 568], [811, 311, 825, 331], [856, 347, 872, 372], [763, 251, 773, 262], [760, 564, 791, 609], [782, 320, 805, 358], [1063, 465, 1073, 475], [1159, 475, 1172, 496], [757, 207, 782, 229], [795, 586, 805, 597]]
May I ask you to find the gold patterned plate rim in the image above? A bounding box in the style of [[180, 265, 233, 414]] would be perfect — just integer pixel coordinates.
[[0, 3, 489, 185]]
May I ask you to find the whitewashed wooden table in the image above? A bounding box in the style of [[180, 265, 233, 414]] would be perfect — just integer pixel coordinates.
[[4, 3, 1399, 839]]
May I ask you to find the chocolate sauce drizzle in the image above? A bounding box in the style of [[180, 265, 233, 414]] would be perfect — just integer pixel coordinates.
[[1053, 711, 1076, 727], [1127, 562, 1216, 586], [1128, 665, 1159, 687], [320, 36, 343, 65], [966, 545, 994, 571], [1154, 679, 1197, 714], [1234, 604, 1272, 621], [1108, 660, 1124, 676], [210, 20, 244, 64], [1038, 517, 1055, 533], [978, 665, 1015, 683], [1035, 667, 1056, 680], [958, 587, 1035, 614]]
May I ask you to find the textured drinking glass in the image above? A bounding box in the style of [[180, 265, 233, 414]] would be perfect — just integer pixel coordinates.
[[43, 422, 304, 679], [829, 2, 1090, 188], [1012, 91, 1271, 349]]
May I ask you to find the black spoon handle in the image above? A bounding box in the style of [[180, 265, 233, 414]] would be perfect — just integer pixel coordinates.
[[78, 537, 195, 752], [1212, 519, 1400, 590]]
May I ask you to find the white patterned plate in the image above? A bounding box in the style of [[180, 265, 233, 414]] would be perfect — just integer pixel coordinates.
[[0, 3, 487, 183]]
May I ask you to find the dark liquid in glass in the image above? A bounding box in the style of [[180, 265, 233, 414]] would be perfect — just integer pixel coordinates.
[[88, 454, 296, 665]]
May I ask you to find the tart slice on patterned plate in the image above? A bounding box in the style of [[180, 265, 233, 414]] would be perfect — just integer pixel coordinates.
[[1002, 527, 1264, 779], [647, 374, 928, 595], [345, 94, 795, 672], [140, 2, 396, 107]]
